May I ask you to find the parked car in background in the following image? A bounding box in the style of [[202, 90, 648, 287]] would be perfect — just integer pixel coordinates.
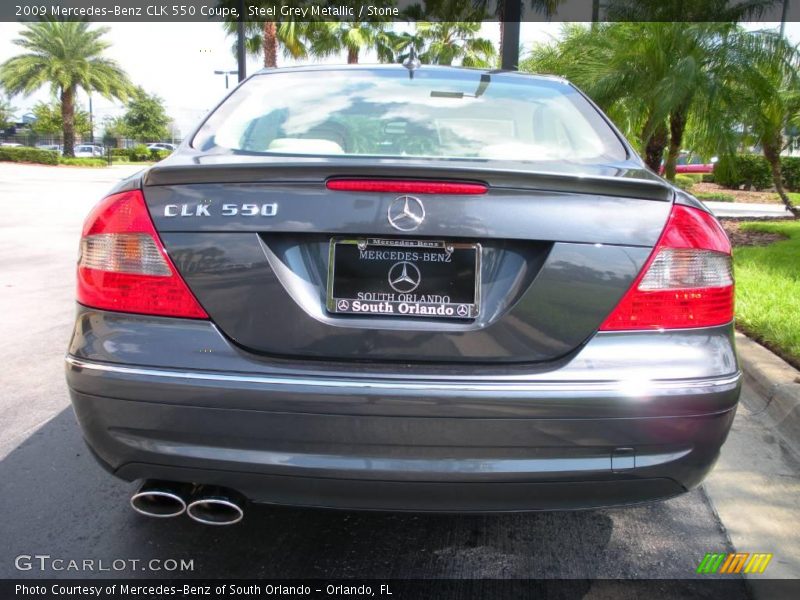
[[147, 142, 176, 152], [74, 144, 104, 158], [0, 142, 23, 147], [66, 65, 739, 524], [36, 144, 63, 154], [660, 152, 718, 175]]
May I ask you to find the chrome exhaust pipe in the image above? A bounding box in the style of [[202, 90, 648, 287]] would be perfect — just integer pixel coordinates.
[[186, 486, 245, 526], [130, 480, 193, 518]]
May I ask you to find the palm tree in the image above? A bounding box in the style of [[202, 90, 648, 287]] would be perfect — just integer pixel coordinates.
[[223, 19, 312, 68], [523, 23, 671, 169], [730, 32, 800, 215], [0, 21, 132, 156], [392, 0, 495, 67], [393, 22, 496, 67], [307, 21, 395, 64], [297, 0, 396, 64], [522, 22, 787, 181]]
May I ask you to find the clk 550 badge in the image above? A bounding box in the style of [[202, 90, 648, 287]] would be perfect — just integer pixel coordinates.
[[163, 203, 278, 217]]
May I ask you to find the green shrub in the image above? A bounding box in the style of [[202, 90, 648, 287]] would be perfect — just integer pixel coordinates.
[[110, 148, 129, 157], [694, 191, 735, 202], [111, 155, 130, 163], [781, 156, 800, 192], [149, 149, 170, 161], [715, 154, 772, 190], [59, 157, 107, 167], [128, 144, 151, 161], [674, 174, 695, 191], [701, 173, 715, 183], [0, 146, 59, 165]]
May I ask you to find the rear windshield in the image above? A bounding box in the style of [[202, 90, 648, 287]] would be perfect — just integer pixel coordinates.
[[193, 68, 627, 165]]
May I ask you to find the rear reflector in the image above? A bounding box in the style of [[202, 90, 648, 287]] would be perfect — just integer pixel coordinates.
[[599, 205, 733, 331], [77, 190, 208, 319], [326, 179, 488, 194]]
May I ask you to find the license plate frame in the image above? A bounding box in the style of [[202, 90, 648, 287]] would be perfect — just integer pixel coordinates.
[[326, 238, 480, 320]]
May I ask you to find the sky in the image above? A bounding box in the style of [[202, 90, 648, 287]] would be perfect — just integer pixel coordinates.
[[0, 19, 798, 140]]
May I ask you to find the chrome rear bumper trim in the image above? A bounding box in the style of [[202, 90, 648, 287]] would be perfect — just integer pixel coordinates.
[[66, 356, 740, 395]]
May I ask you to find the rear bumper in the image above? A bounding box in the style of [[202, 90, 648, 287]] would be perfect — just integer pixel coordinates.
[[65, 308, 741, 511]]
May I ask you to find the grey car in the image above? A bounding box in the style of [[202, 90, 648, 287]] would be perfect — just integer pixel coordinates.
[[65, 65, 739, 525]]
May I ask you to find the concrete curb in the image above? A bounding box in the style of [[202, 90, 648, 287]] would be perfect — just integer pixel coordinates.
[[735, 332, 800, 453]]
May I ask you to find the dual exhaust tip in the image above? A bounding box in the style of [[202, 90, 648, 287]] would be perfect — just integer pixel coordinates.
[[130, 480, 244, 526]]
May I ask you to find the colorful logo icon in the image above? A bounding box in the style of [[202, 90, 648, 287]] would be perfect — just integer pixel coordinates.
[[696, 553, 773, 574]]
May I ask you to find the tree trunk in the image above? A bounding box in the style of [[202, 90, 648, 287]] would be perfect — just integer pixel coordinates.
[[764, 135, 800, 217], [61, 86, 76, 158], [498, 14, 505, 64], [643, 122, 668, 173], [262, 22, 278, 68], [347, 47, 358, 64], [664, 107, 687, 182]]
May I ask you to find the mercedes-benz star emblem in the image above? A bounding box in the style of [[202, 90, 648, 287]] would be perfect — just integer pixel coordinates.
[[337, 299, 350, 311], [388, 261, 422, 293], [387, 195, 425, 231]]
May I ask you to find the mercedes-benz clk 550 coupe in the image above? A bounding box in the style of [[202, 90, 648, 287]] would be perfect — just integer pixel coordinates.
[[65, 65, 740, 525]]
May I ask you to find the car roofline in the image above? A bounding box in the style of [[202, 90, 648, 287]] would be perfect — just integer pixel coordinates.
[[251, 63, 570, 84]]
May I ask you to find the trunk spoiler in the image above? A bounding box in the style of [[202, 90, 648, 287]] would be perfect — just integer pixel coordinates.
[[144, 158, 674, 202]]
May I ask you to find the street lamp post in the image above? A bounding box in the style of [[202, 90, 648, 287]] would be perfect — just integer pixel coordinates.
[[214, 70, 239, 90]]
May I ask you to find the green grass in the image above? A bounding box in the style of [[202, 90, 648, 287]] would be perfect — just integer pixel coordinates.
[[734, 220, 800, 368], [694, 191, 735, 202], [786, 192, 800, 206], [58, 157, 107, 167], [764, 192, 800, 205]]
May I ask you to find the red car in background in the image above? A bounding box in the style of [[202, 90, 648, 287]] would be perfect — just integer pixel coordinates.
[[660, 152, 717, 175]]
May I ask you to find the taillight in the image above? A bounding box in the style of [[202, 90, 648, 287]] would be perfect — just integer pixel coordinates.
[[599, 204, 733, 331], [77, 190, 208, 319], [326, 179, 488, 194]]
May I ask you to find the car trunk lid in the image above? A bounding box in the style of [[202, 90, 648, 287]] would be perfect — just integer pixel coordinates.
[[142, 158, 672, 363]]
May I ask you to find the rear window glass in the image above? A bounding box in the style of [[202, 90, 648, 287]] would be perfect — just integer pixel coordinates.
[[193, 68, 627, 165]]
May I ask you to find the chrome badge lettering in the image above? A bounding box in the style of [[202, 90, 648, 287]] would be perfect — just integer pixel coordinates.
[[163, 202, 278, 217]]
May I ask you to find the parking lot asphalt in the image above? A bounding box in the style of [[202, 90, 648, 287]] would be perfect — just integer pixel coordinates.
[[0, 163, 797, 586]]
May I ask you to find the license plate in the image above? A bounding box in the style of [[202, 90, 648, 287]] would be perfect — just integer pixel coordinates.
[[327, 238, 480, 319]]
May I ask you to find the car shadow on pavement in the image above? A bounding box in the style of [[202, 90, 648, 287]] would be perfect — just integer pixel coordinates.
[[0, 408, 747, 594]]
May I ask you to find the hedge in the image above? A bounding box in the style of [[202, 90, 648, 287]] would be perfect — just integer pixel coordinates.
[[121, 145, 171, 162], [715, 154, 772, 190], [59, 157, 107, 167], [714, 154, 800, 192], [0, 146, 59, 165], [782, 157, 800, 192]]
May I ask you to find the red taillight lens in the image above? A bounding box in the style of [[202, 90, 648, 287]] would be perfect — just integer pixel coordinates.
[[599, 205, 733, 331], [326, 179, 488, 194], [77, 190, 208, 319]]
